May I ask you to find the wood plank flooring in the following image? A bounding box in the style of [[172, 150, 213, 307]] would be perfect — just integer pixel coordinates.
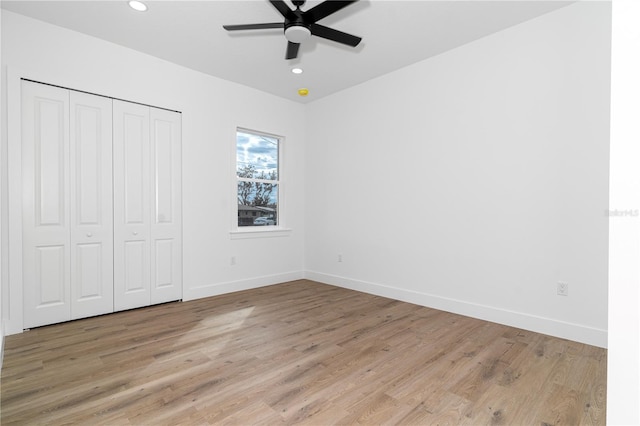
[[1, 280, 607, 425]]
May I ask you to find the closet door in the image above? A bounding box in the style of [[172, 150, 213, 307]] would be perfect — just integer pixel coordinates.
[[150, 108, 182, 304], [69, 91, 114, 319], [113, 100, 151, 311], [22, 81, 71, 328]]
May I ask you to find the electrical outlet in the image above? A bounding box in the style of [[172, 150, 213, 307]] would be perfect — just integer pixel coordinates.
[[338, 254, 343, 263], [230, 256, 236, 266], [557, 281, 568, 296]]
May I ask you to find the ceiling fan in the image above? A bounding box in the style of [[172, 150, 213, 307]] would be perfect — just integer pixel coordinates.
[[223, 0, 362, 60]]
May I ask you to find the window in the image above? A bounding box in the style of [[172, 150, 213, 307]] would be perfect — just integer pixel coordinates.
[[236, 129, 280, 227]]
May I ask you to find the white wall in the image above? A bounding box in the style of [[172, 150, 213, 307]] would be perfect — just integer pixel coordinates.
[[0, 11, 306, 334], [608, 0, 640, 423], [0, 3, 4, 365], [305, 2, 611, 348]]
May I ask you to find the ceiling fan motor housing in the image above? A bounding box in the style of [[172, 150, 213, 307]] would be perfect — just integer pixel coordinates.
[[285, 24, 311, 43], [284, 7, 311, 44]]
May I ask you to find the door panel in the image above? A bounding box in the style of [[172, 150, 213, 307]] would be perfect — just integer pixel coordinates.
[[150, 108, 182, 304], [69, 91, 114, 319], [154, 239, 174, 287], [22, 81, 71, 328], [36, 100, 67, 226], [113, 100, 151, 311], [75, 243, 102, 298], [124, 115, 146, 224], [124, 240, 147, 292], [154, 120, 174, 224], [36, 245, 66, 306], [75, 104, 101, 225]]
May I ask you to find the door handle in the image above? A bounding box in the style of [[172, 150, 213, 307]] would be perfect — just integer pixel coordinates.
[[133, 231, 138, 235], [86, 233, 92, 238]]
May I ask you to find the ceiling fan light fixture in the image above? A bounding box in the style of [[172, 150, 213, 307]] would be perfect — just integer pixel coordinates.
[[128, 1, 148, 12], [285, 25, 311, 44]]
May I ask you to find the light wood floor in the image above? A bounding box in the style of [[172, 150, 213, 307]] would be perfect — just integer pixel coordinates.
[[1, 280, 607, 425]]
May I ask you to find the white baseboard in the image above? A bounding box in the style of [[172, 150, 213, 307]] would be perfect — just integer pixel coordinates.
[[305, 270, 607, 348], [183, 270, 305, 301]]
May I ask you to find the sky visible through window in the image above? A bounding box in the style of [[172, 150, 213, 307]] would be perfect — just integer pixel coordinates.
[[236, 131, 278, 179]]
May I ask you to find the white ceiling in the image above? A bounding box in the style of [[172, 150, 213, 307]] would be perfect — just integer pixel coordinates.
[[1, 0, 572, 103]]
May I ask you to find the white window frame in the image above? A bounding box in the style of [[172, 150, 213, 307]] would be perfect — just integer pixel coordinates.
[[230, 127, 291, 239]]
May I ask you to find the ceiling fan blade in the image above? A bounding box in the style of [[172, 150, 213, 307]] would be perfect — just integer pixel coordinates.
[[286, 41, 300, 60], [269, 0, 293, 19], [304, 0, 358, 23], [310, 24, 361, 47], [223, 23, 284, 31]]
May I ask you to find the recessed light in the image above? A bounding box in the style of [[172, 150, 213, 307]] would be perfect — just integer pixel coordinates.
[[128, 1, 148, 12], [291, 68, 303, 75], [298, 88, 309, 97]]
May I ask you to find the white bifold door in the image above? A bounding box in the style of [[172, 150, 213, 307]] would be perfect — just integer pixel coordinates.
[[22, 80, 181, 329], [22, 83, 114, 328], [113, 100, 182, 311]]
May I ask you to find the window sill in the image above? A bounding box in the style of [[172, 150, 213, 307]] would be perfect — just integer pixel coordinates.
[[230, 227, 293, 240]]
